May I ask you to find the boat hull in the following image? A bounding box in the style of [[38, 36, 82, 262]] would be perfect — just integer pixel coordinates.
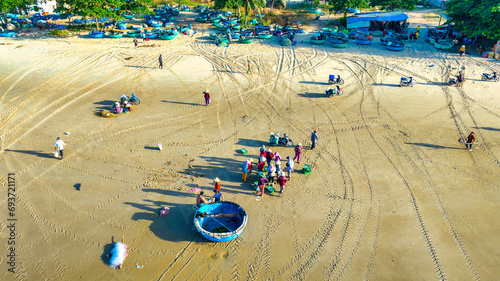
[[0, 32, 15, 37], [355, 38, 372, 45], [194, 202, 247, 242]]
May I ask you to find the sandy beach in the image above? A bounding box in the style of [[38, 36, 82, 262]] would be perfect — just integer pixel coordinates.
[[1, 9, 500, 280]]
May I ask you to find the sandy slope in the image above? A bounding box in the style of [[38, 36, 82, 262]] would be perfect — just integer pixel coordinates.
[[0, 10, 499, 281]]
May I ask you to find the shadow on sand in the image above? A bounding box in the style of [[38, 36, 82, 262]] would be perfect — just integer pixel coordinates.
[[125, 189, 200, 242], [162, 100, 203, 106], [5, 149, 55, 159], [405, 142, 462, 150]]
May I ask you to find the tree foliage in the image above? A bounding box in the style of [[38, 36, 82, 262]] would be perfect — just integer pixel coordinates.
[[369, 0, 417, 11], [445, 0, 500, 38], [328, 0, 367, 22], [0, 0, 35, 25], [55, 0, 152, 29]]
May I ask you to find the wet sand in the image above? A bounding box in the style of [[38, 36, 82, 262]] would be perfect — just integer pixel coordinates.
[[0, 10, 500, 280]]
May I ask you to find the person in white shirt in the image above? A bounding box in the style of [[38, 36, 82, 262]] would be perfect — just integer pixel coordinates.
[[55, 137, 66, 159]]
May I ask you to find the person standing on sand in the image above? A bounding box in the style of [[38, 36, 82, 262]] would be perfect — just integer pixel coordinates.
[[266, 149, 274, 167], [293, 143, 302, 163], [55, 137, 66, 159], [142, 32, 147, 42], [214, 177, 221, 192], [459, 45, 466, 57], [133, 38, 138, 48], [256, 175, 269, 198], [286, 156, 294, 181], [247, 60, 252, 74], [203, 89, 210, 106], [196, 191, 209, 207], [311, 130, 319, 150], [466, 132, 475, 151], [277, 172, 287, 197], [267, 164, 276, 186], [158, 54, 163, 69], [242, 159, 251, 182]]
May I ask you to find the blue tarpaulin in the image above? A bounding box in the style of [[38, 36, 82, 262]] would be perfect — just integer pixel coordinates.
[[347, 12, 408, 29]]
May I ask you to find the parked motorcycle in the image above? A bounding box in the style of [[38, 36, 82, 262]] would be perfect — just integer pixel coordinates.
[[278, 133, 294, 147], [120, 93, 141, 105], [399, 77, 415, 87], [481, 72, 499, 82], [325, 87, 343, 97], [448, 77, 458, 86], [328, 75, 344, 85]]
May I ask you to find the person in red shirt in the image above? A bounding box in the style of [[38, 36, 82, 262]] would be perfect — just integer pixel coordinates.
[[277, 172, 287, 197], [214, 177, 221, 192], [203, 89, 210, 106]]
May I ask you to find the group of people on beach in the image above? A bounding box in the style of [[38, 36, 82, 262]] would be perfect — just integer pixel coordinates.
[[195, 129, 320, 204]]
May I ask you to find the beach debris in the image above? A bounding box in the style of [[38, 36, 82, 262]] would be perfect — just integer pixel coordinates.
[[428, 65, 434, 67], [16, 45, 25, 48], [188, 159, 194, 169], [124, 57, 133, 60], [100, 110, 116, 118], [135, 265, 143, 268], [64, 132, 70, 135], [0, 43, 13, 45], [187, 186, 201, 193]]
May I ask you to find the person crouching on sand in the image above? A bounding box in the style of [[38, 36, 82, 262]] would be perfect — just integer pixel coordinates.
[[196, 191, 208, 207]]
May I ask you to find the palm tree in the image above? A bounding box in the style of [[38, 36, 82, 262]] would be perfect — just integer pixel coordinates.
[[242, 0, 265, 25]]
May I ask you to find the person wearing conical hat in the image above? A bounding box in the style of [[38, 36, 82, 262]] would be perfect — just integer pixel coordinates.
[[214, 177, 221, 192], [293, 143, 303, 164], [265, 148, 274, 167], [459, 45, 466, 57], [203, 89, 210, 106]]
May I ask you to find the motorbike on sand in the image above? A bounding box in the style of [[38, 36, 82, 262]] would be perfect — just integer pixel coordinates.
[[481, 72, 498, 82], [270, 133, 294, 147], [399, 77, 415, 87], [328, 75, 344, 85]]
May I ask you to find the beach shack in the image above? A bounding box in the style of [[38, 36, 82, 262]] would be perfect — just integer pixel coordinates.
[[347, 12, 409, 33]]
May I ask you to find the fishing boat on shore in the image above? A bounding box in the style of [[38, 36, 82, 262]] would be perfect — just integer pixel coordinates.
[[385, 41, 405, 51], [330, 39, 348, 48], [434, 40, 454, 50], [194, 202, 248, 242]]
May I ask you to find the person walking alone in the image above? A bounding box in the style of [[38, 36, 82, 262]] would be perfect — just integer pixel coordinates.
[[158, 54, 163, 69], [293, 143, 303, 163], [459, 45, 466, 57], [203, 89, 210, 106], [311, 130, 319, 150], [133, 37, 138, 48], [247, 60, 252, 74], [466, 132, 475, 151], [54, 137, 66, 160]]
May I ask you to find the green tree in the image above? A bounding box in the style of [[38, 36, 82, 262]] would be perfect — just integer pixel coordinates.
[[56, 0, 152, 30], [369, 0, 417, 11], [446, 0, 500, 57], [242, 0, 265, 25], [0, 0, 35, 26], [328, 0, 368, 26]]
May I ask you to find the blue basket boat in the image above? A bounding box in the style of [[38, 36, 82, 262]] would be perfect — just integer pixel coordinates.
[[0, 31, 15, 37], [194, 202, 248, 242], [89, 31, 105, 38], [355, 37, 372, 45], [385, 41, 405, 51], [145, 32, 159, 39]]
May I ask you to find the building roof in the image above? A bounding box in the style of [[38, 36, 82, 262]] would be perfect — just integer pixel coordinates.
[[347, 11, 408, 24]]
